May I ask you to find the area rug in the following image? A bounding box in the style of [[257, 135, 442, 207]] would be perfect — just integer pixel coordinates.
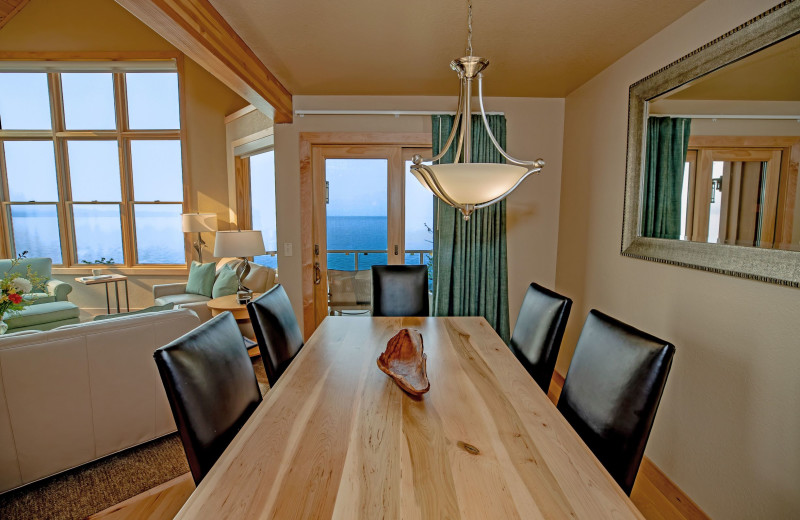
[[0, 357, 270, 520]]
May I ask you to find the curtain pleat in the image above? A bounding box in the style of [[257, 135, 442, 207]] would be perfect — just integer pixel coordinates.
[[642, 116, 692, 239], [431, 114, 510, 343]]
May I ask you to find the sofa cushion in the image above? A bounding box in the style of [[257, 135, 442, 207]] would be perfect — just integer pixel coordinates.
[[24, 293, 56, 304], [185, 261, 215, 297], [154, 293, 211, 307], [212, 265, 239, 298], [3, 301, 80, 328], [93, 303, 175, 321]]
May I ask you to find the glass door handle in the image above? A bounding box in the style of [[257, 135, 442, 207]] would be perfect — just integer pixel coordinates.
[[314, 262, 321, 285], [394, 245, 399, 255]]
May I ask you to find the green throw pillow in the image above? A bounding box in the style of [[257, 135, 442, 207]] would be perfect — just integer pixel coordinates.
[[93, 303, 174, 321], [185, 261, 215, 297], [212, 264, 239, 298]]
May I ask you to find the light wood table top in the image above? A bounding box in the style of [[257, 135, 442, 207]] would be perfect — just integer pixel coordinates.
[[206, 293, 262, 320], [175, 317, 644, 519]]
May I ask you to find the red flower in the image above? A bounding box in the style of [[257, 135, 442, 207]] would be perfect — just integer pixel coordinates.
[[8, 293, 22, 304]]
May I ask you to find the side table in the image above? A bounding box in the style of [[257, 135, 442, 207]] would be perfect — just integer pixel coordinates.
[[75, 275, 130, 314], [207, 293, 262, 357]]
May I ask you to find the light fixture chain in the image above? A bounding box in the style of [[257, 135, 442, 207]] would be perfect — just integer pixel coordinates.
[[466, 0, 473, 56]]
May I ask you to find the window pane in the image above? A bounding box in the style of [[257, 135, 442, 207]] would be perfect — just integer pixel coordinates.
[[130, 140, 183, 201], [4, 141, 58, 201], [61, 73, 116, 130], [126, 73, 180, 130], [0, 73, 52, 130], [68, 141, 121, 201], [404, 160, 434, 252], [327, 253, 355, 271], [9, 204, 62, 263], [326, 159, 388, 255], [73, 204, 123, 264], [250, 151, 277, 268], [134, 204, 184, 264]]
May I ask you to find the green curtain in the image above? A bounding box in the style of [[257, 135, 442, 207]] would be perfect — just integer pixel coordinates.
[[431, 114, 510, 343], [642, 116, 692, 239]]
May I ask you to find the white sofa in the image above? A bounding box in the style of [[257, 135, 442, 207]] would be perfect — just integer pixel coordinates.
[[153, 258, 277, 322], [0, 308, 201, 493]]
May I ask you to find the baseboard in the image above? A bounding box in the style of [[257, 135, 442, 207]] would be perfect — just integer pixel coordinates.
[[548, 371, 709, 520]]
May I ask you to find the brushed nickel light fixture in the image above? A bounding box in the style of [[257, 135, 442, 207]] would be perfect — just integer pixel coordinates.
[[410, 0, 545, 220]]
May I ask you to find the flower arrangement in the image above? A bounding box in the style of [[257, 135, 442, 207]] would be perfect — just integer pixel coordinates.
[[0, 252, 44, 319]]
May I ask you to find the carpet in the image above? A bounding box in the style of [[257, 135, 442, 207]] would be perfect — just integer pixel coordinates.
[[0, 356, 270, 520]]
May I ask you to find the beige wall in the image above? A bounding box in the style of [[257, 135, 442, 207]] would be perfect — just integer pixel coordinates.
[[556, 0, 800, 518], [274, 95, 564, 332], [0, 0, 247, 312]]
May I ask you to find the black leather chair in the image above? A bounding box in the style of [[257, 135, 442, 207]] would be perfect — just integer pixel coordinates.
[[371, 265, 429, 317], [153, 312, 262, 485], [247, 284, 305, 386], [557, 310, 675, 495], [509, 283, 572, 392]]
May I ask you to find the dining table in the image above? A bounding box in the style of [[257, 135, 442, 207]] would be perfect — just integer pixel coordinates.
[[174, 316, 644, 519]]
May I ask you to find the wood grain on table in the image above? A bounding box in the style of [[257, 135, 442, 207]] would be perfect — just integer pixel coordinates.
[[174, 317, 644, 519]]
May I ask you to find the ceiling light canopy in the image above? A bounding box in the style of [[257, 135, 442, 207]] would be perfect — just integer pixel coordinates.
[[410, 1, 545, 220]]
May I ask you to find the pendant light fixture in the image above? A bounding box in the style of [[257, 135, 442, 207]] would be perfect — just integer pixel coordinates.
[[410, 0, 545, 220]]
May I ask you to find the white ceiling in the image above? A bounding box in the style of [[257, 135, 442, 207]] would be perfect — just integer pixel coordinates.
[[209, 0, 705, 98]]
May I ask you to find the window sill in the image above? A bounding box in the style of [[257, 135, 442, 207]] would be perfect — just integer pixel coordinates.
[[53, 266, 190, 277]]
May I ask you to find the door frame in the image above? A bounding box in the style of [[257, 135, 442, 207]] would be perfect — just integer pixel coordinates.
[[299, 132, 431, 338]]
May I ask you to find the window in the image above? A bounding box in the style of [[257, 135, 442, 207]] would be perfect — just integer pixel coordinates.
[[0, 68, 186, 267], [234, 148, 278, 269]]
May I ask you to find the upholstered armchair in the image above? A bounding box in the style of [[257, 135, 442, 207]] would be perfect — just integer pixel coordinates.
[[0, 257, 73, 303], [153, 258, 277, 322]]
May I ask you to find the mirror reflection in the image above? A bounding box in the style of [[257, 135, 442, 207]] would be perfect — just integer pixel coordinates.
[[641, 31, 800, 251]]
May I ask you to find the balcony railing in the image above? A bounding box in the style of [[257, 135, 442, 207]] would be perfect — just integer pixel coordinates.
[[327, 249, 432, 271]]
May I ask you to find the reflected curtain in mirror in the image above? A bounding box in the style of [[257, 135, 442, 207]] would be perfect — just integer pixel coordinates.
[[431, 114, 510, 343], [641, 116, 691, 239]]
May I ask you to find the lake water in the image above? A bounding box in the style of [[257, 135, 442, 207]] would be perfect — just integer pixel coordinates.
[[9, 212, 431, 271]]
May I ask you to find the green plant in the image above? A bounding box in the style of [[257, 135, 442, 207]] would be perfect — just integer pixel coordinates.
[[81, 257, 115, 265]]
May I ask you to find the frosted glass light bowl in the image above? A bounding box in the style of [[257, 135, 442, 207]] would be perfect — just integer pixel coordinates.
[[411, 163, 531, 206]]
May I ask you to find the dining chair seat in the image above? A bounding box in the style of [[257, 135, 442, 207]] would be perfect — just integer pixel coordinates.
[[371, 265, 429, 317], [247, 284, 305, 386], [557, 309, 675, 494], [510, 283, 572, 392], [154, 312, 262, 484]]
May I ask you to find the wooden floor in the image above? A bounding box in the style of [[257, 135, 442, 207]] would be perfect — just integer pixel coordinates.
[[91, 373, 709, 520]]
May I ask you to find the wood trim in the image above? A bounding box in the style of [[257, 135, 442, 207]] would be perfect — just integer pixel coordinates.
[[688, 135, 800, 148], [775, 142, 798, 250], [234, 156, 251, 229], [0, 0, 30, 31], [113, 0, 293, 123], [547, 372, 710, 520], [0, 50, 180, 61], [299, 132, 431, 339], [224, 104, 257, 124]]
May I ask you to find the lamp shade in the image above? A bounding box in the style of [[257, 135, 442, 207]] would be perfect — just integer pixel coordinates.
[[182, 213, 218, 233], [213, 230, 266, 258], [411, 163, 530, 206]]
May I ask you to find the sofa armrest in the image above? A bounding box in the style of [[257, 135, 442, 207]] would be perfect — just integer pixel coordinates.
[[46, 279, 73, 302], [152, 283, 187, 300]]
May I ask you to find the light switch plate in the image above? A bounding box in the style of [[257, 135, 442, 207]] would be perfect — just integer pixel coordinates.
[[283, 242, 293, 257]]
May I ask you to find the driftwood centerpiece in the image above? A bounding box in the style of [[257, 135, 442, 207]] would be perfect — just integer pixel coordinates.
[[377, 328, 430, 396]]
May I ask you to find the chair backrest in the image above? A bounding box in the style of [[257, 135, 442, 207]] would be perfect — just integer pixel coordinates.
[[153, 312, 261, 484], [0, 257, 52, 279], [371, 265, 429, 317], [557, 310, 675, 494], [509, 283, 572, 392], [247, 284, 304, 386]]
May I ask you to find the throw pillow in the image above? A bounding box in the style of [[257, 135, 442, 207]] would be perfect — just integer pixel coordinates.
[[185, 261, 215, 297], [93, 303, 175, 321], [212, 264, 239, 298]]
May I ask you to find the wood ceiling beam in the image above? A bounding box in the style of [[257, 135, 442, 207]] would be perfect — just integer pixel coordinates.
[[0, 0, 31, 30], [114, 0, 293, 123]]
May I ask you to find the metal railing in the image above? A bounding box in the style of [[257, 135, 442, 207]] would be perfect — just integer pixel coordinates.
[[327, 249, 432, 271]]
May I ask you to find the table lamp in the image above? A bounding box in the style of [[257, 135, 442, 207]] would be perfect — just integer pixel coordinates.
[[213, 230, 266, 303], [181, 213, 218, 263]]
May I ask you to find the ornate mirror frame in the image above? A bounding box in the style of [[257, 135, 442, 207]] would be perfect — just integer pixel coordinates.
[[622, 1, 800, 287]]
